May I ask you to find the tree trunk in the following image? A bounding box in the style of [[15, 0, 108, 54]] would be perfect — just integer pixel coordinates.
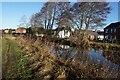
[[51, 6, 56, 29], [79, 13, 84, 31], [45, 20, 47, 29]]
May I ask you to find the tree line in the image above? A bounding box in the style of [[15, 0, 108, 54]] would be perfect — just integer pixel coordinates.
[[30, 2, 111, 31]]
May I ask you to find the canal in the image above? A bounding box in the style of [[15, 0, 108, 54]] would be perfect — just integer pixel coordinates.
[[51, 44, 120, 74]]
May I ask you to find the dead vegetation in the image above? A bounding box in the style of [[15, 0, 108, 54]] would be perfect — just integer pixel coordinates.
[[13, 36, 119, 79], [70, 30, 90, 48]]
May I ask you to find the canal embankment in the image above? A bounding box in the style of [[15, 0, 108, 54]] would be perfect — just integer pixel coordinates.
[[51, 37, 120, 50], [90, 41, 120, 50]]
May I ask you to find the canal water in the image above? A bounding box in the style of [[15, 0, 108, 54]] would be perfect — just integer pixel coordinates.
[[51, 44, 120, 74]]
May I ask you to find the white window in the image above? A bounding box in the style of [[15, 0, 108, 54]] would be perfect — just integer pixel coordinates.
[[114, 36, 116, 39], [106, 29, 108, 33], [110, 36, 112, 41], [114, 29, 116, 32], [111, 29, 113, 33], [105, 35, 108, 39]]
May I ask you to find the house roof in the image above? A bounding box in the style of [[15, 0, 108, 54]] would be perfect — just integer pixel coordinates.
[[16, 27, 26, 33], [87, 31, 99, 36], [87, 30, 94, 35], [17, 27, 26, 29], [97, 31, 104, 35], [104, 22, 120, 29], [54, 27, 71, 31]]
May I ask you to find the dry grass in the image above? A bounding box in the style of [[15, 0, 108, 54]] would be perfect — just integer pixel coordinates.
[[3, 35, 119, 79]]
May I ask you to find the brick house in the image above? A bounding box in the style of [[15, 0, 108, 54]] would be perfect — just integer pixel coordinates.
[[3, 29, 9, 34], [16, 27, 27, 34], [104, 22, 120, 42]]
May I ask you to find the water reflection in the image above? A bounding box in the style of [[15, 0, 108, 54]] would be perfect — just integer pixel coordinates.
[[59, 45, 70, 49], [52, 44, 120, 73], [103, 50, 120, 65]]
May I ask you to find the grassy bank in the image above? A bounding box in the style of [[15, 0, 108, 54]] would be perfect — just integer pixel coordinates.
[[90, 41, 120, 50], [15, 36, 119, 79], [2, 36, 30, 78], [2, 35, 119, 79]]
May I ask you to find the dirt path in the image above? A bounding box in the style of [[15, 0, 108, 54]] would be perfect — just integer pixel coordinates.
[[2, 38, 19, 78]]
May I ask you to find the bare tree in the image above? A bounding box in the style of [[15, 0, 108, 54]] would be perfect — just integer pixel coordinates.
[[19, 15, 29, 28], [30, 13, 43, 28], [71, 2, 111, 31], [38, 2, 57, 29], [31, 2, 72, 30], [30, 2, 111, 33], [69, 2, 111, 46], [56, 2, 73, 28]]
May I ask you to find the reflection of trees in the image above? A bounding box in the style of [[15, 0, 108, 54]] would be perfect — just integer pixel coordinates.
[[76, 48, 81, 61], [103, 50, 120, 65], [103, 50, 120, 77], [118, 65, 120, 78], [75, 48, 88, 63], [52, 45, 119, 78]]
